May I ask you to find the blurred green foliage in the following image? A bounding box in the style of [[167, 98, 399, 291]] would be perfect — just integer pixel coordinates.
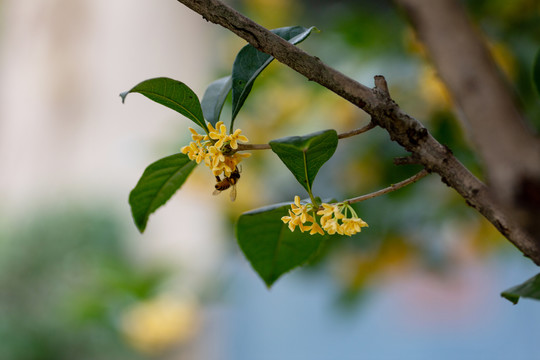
[[0, 206, 167, 360]]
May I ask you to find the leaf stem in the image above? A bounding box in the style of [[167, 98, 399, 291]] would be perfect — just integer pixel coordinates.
[[303, 150, 319, 206], [235, 122, 376, 151]]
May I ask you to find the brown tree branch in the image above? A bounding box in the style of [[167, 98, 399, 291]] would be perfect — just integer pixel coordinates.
[[175, 0, 377, 109], [338, 122, 376, 140], [346, 169, 430, 204], [393, 156, 421, 166], [175, 0, 540, 265]]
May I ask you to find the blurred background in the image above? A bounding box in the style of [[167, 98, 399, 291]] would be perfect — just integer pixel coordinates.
[[1, 0, 540, 359]]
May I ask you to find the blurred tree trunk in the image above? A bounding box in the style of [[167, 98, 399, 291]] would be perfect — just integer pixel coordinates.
[[395, 0, 540, 246]]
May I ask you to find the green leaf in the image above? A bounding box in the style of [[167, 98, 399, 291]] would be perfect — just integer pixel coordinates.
[[129, 153, 197, 233], [501, 273, 540, 304], [120, 77, 207, 132], [201, 76, 232, 126], [237, 201, 327, 287], [269, 129, 338, 194], [533, 47, 540, 98], [231, 26, 317, 125]]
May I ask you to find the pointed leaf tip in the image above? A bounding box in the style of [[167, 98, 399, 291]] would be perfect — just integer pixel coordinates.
[[237, 202, 327, 287], [120, 77, 207, 131], [501, 272, 540, 305], [119, 91, 129, 104], [129, 153, 197, 233]]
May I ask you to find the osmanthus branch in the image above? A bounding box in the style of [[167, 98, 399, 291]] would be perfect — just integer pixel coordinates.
[[175, 0, 540, 265], [236, 122, 376, 151], [338, 121, 376, 139], [314, 169, 430, 211], [346, 169, 429, 205]]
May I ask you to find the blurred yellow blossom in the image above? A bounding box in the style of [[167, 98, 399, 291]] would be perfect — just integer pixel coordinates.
[[243, 0, 300, 29], [419, 66, 452, 109], [121, 296, 200, 355], [489, 41, 517, 80]]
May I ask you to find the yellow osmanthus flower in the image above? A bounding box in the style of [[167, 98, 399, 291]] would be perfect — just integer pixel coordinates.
[[213, 152, 251, 177], [282, 197, 369, 236], [188, 127, 207, 142], [229, 128, 249, 149], [281, 196, 317, 233], [290, 195, 314, 224], [208, 121, 229, 148], [281, 209, 305, 232], [181, 122, 250, 177], [317, 202, 368, 236], [341, 217, 369, 235], [181, 140, 206, 164], [206, 145, 225, 168], [307, 222, 325, 236], [317, 203, 345, 235], [321, 217, 344, 235], [318, 203, 344, 224]]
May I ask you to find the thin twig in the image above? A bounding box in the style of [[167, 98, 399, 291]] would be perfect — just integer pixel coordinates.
[[374, 75, 390, 97], [338, 121, 376, 139], [236, 122, 376, 151], [346, 169, 430, 204], [236, 143, 271, 150]]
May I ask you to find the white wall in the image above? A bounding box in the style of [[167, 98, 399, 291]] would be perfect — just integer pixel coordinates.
[[0, 0, 226, 292]]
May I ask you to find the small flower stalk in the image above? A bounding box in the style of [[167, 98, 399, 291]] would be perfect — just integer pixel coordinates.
[[282, 197, 368, 236], [181, 121, 250, 177]]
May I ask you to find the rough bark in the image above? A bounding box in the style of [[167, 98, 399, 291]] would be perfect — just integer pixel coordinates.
[[175, 0, 540, 265]]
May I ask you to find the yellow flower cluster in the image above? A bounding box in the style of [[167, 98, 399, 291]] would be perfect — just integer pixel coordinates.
[[281, 196, 324, 235], [181, 121, 250, 177], [282, 197, 368, 236], [318, 203, 368, 236]]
